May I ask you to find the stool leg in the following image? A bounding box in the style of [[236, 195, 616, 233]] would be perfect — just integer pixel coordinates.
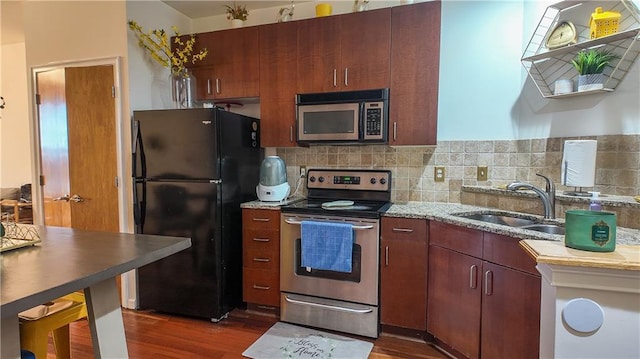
[[19, 324, 48, 359], [52, 324, 72, 359]]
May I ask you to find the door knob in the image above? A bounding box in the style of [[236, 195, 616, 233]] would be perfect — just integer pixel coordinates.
[[70, 194, 85, 203], [53, 194, 70, 202]]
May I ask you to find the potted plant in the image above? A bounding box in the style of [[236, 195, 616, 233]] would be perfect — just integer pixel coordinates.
[[128, 20, 208, 108], [571, 48, 618, 91], [225, 2, 248, 28]]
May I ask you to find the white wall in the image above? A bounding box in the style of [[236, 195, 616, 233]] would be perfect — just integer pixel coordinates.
[[0, 42, 31, 188], [126, 1, 195, 111], [516, 0, 640, 139]]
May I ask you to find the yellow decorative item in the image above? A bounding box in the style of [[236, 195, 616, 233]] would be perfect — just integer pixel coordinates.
[[634, 195, 640, 203], [316, 3, 332, 17], [590, 7, 621, 39], [128, 20, 208, 76]]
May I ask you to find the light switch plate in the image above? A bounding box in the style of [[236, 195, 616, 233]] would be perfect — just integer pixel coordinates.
[[477, 166, 488, 181], [434, 167, 445, 182]]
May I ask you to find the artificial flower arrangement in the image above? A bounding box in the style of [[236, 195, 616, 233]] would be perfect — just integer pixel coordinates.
[[128, 20, 208, 76], [225, 2, 249, 21]]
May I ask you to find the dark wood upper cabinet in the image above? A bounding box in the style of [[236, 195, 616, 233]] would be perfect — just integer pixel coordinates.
[[187, 27, 260, 101], [259, 21, 298, 147], [297, 8, 391, 94], [390, 1, 441, 145]]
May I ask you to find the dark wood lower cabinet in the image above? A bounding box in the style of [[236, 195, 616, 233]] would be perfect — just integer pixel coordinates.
[[480, 262, 541, 359], [380, 217, 428, 333], [427, 245, 482, 358], [427, 222, 541, 359]]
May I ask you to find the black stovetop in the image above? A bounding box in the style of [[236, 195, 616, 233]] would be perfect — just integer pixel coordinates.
[[280, 198, 391, 219]]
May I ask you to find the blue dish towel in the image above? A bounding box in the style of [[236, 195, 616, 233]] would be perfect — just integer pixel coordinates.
[[301, 220, 353, 273]]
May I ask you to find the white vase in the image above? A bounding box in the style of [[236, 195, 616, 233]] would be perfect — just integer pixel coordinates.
[[231, 19, 244, 28], [578, 73, 605, 92], [170, 68, 196, 109]]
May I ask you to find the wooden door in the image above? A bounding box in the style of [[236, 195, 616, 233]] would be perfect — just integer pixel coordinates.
[[340, 8, 391, 91], [390, 1, 441, 145], [65, 66, 119, 232], [191, 66, 216, 101], [481, 262, 541, 359], [297, 16, 341, 93], [380, 217, 428, 331], [37, 65, 118, 232], [211, 27, 260, 99], [37, 69, 72, 227], [259, 21, 298, 147], [427, 245, 482, 359]]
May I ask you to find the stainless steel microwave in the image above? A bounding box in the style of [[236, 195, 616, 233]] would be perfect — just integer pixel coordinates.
[[296, 88, 389, 145]]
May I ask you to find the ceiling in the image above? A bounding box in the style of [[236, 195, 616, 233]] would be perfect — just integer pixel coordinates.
[[0, 1, 304, 45], [162, 1, 302, 19]]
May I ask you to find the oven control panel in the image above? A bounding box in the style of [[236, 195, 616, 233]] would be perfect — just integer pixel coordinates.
[[306, 169, 391, 192]]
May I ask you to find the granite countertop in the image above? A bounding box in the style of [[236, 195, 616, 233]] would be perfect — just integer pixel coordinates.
[[240, 196, 305, 210], [383, 202, 640, 245], [519, 240, 640, 271], [463, 185, 640, 209]]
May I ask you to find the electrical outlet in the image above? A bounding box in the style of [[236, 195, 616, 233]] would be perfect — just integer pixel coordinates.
[[434, 166, 445, 182], [477, 166, 488, 181], [300, 166, 306, 178]]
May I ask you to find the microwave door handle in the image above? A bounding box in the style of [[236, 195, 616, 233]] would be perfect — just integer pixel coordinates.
[[359, 103, 365, 140]]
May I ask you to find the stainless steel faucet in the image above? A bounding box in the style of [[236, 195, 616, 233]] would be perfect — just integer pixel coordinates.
[[507, 173, 556, 219]]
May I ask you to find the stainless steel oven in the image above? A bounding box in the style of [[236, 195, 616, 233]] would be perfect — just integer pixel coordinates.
[[279, 169, 392, 338]]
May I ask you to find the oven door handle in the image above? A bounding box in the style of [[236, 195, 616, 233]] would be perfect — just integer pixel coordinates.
[[284, 295, 373, 314], [284, 218, 374, 230]]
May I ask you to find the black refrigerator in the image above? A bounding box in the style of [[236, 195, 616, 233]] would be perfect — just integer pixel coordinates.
[[132, 107, 262, 321]]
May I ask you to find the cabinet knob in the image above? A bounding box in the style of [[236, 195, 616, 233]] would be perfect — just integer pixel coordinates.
[[393, 122, 397, 141], [385, 246, 389, 267], [484, 270, 493, 296], [469, 265, 478, 289]]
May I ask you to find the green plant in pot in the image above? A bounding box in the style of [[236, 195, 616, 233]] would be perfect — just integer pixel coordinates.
[[571, 48, 618, 92], [225, 2, 248, 28]]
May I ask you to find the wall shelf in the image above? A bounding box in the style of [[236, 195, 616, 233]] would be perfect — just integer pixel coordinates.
[[522, 0, 640, 98]]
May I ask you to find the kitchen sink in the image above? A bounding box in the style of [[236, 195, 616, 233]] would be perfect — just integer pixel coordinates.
[[520, 224, 565, 235], [453, 212, 539, 227]]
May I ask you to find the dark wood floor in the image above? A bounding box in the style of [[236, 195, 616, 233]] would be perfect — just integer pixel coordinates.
[[45, 308, 449, 358]]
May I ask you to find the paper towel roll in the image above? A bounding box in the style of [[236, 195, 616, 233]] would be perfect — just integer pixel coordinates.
[[561, 140, 597, 187]]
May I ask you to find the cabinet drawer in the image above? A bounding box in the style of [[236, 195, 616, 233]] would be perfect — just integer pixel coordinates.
[[243, 268, 280, 307], [429, 221, 483, 257], [243, 228, 279, 251], [244, 245, 279, 270], [381, 217, 427, 241], [242, 209, 280, 230], [483, 233, 539, 276]]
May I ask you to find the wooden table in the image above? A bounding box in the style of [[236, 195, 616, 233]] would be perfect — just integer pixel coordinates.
[[1, 226, 191, 359]]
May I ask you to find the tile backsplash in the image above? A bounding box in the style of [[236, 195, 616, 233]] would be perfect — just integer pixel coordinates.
[[277, 134, 639, 203]]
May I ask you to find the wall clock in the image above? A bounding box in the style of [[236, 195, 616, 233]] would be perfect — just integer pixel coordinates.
[[545, 21, 578, 49]]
